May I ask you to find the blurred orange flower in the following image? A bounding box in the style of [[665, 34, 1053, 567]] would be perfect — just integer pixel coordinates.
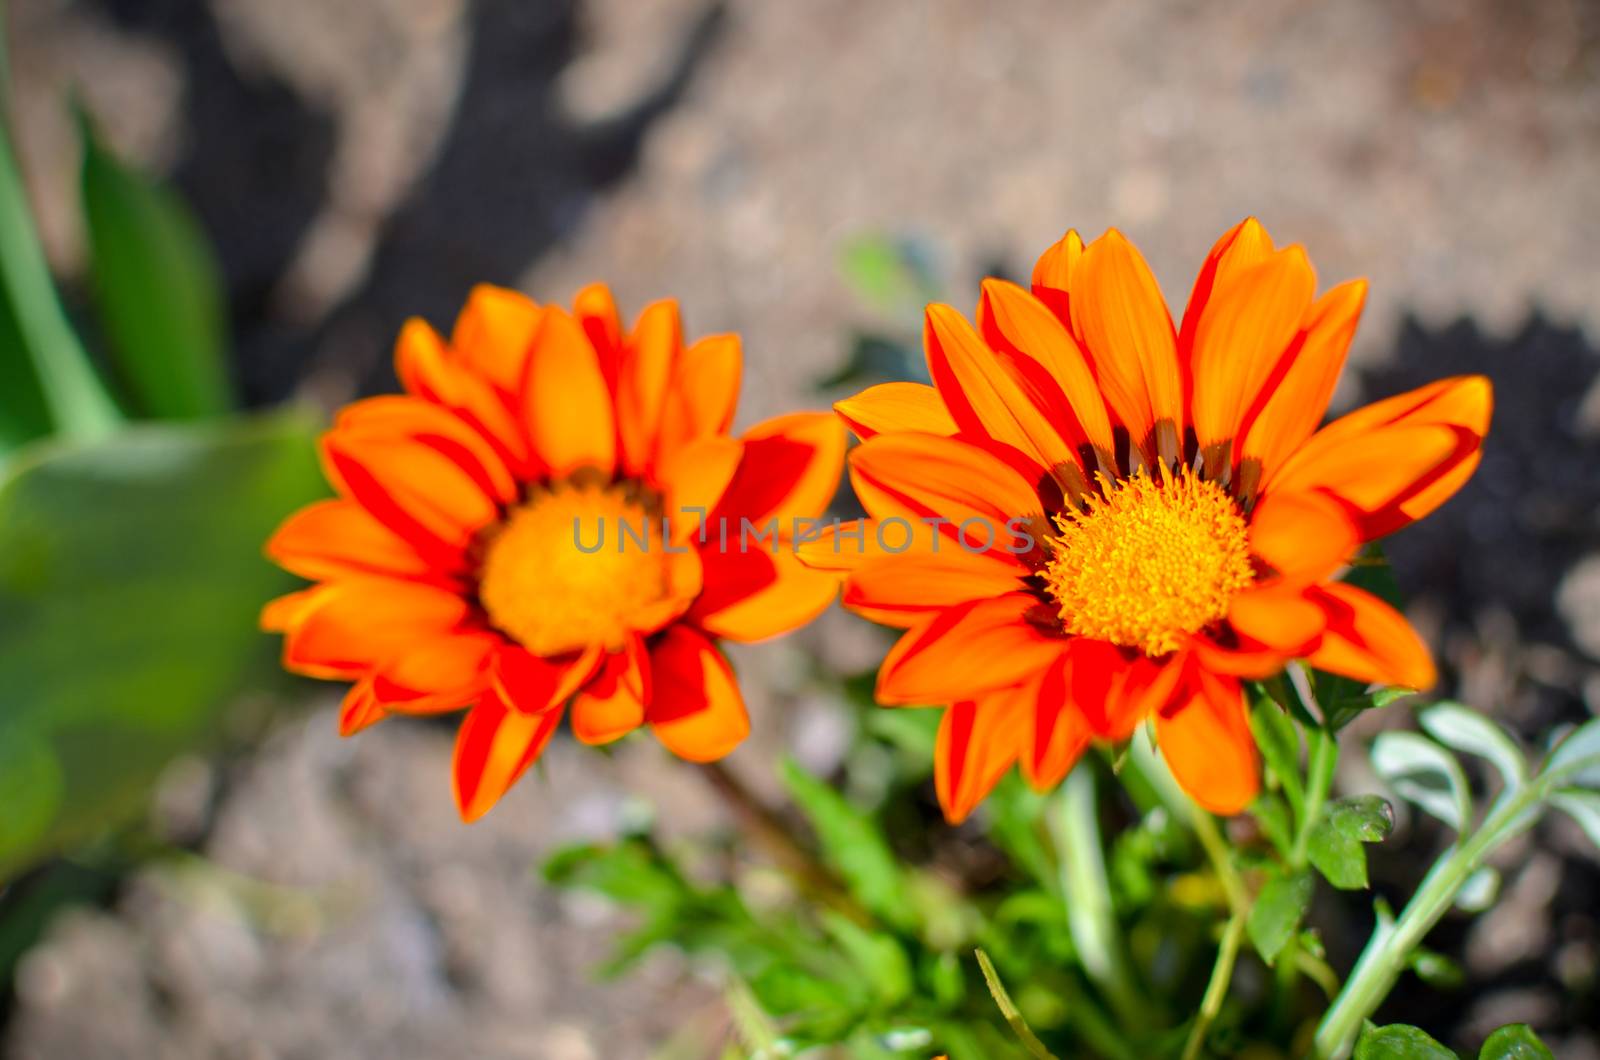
[[263, 285, 845, 821], [805, 220, 1490, 822]]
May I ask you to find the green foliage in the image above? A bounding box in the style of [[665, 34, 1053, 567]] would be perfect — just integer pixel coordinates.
[[77, 105, 233, 420], [1308, 796, 1394, 891], [1246, 868, 1311, 964], [1354, 1023, 1457, 1059], [1478, 1024, 1554, 1059], [780, 758, 911, 928], [0, 414, 324, 876]]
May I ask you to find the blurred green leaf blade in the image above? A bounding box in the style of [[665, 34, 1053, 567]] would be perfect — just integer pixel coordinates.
[[77, 105, 233, 420], [1478, 1023, 1554, 1059], [1353, 1023, 1456, 1059], [1247, 868, 1312, 964]]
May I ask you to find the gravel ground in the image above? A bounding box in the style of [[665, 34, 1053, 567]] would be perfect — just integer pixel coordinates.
[[6, 0, 1600, 1056]]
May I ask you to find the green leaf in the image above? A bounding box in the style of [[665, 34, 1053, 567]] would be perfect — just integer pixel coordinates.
[[1420, 704, 1527, 795], [1307, 797, 1392, 890], [1247, 868, 1312, 964], [819, 911, 912, 1006], [1250, 696, 1304, 814], [974, 949, 1060, 1060], [779, 758, 908, 927], [1250, 792, 1293, 856], [78, 105, 232, 420], [1371, 732, 1472, 832], [0, 413, 323, 877], [1478, 1024, 1554, 1060], [1550, 790, 1600, 851], [1353, 1023, 1457, 1059], [1454, 867, 1499, 913], [1409, 947, 1464, 989], [1545, 719, 1600, 789], [0, 95, 121, 450]]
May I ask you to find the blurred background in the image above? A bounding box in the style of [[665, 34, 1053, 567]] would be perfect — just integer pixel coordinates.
[[2, 0, 1599, 1056]]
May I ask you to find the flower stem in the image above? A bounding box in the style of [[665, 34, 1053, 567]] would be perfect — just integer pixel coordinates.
[[1051, 766, 1149, 1027], [1181, 908, 1247, 1060], [1291, 727, 1338, 868], [694, 760, 870, 925], [1311, 785, 1544, 1058]]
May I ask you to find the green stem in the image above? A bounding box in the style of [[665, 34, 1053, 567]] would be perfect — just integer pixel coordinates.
[[976, 949, 1061, 1060], [1311, 787, 1543, 1058], [1291, 727, 1338, 868], [1181, 909, 1247, 1060], [1190, 802, 1247, 917], [1051, 766, 1148, 1027]]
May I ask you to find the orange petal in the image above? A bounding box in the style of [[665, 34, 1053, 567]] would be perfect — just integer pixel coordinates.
[[843, 549, 1025, 617], [1156, 670, 1258, 814], [691, 547, 840, 643], [711, 412, 846, 527], [321, 429, 498, 563], [266, 499, 437, 582], [338, 677, 387, 736], [524, 307, 617, 478], [646, 626, 750, 761], [835, 382, 957, 440], [659, 332, 742, 452], [453, 690, 564, 822], [1029, 228, 1084, 324], [372, 631, 499, 711], [491, 643, 603, 715], [571, 643, 647, 745], [1176, 218, 1276, 362], [936, 692, 1032, 824], [848, 432, 1043, 540], [449, 284, 543, 394], [1238, 280, 1367, 477], [876, 594, 1067, 705], [282, 577, 470, 679], [657, 435, 745, 531], [1305, 582, 1436, 690], [573, 282, 624, 387], [1067, 639, 1183, 741], [1188, 247, 1316, 452], [1023, 656, 1089, 791], [335, 394, 518, 505], [617, 299, 682, 471], [1069, 230, 1182, 456], [925, 303, 1083, 486], [1188, 633, 1291, 679], [1266, 376, 1491, 539], [977, 278, 1116, 460], [396, 318, 533, 476], [261, 587, 323, 633], [1248, 490, 1359, 584], [1227, 584, 1326, 653]]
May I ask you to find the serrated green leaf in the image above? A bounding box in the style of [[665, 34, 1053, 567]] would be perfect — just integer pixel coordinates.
[[78, 105, 233, 420], [1248, 868, 1312, 964], [1478, 1023, 1554, 1059], [1250, 792, 1293, 856], [1420, 704, 1527, 794], [1372, 732, 1472, 832], [1309, 822, 1368, 890], [1550, 790, 1600, 851], [1325, 795, 1397, 842], [1353, 1023, 1456, 1059], [779, 758, 908, 927]]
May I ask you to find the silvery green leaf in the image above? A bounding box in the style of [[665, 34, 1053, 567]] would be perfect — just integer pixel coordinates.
[[1545, 719, 1600, 789], [1420, 703, 1527, 794], [1550, 790, 1600, 852], [1455, 867, 1500, 912], [1371, 732, 1472, 833]]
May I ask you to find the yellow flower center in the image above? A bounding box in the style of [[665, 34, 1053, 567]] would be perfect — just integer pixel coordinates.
[[478, 480, 674, 656], [1042, 470, 1254, 656]]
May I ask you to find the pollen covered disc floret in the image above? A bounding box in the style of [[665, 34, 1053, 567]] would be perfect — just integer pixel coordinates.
[[1043, 468, 1255, 656], [478, 478, 678, 656]]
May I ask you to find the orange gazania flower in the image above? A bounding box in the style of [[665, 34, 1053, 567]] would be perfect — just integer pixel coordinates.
[[263, 285, 845, 821], [804, 220, 1490, 822]]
